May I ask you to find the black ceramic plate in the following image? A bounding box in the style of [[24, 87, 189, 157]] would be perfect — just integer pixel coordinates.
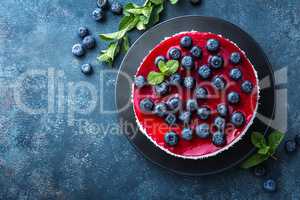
[[115, 16, 275, 176]]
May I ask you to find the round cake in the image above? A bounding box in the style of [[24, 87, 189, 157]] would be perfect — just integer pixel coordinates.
[[132, 31, 259, 159]]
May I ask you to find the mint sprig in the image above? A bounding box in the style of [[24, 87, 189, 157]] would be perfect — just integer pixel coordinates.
[[147, 60, 179, 85], [97, 0, 179, 66], [240, 131, 284, 169]]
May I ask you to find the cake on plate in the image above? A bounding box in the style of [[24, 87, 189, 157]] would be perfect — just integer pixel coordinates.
[[132, 31, 259, 159]]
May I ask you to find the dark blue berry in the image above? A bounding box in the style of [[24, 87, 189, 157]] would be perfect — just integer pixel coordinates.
[[82, 35, 96, 49], [231, 112, 245, 127], [181, 128, 193, 141], [190, 46, 202, 58], [154, 103, 167, 117], [165, 113, 177, 125], [78, 27, 89, 38], [92, 8, 104, 21], [179, 111, 192, 124], [228, 92, 240, 104], [186, 99, 198, 112], [111, 1, 123, 15], [72, 43, 85, 57], [155, 82, 169, 96], [190, 0, 201, 5], [212, 76, 226, 90], [254, 165, 266, 177], [168, 47, 181, 60], [180, 36, 193, 49], [212, 131, 226, 146], [198, 65, 212, 79], [134, 75, 146, 88], [197, 106, 211, 120], [155, 56, 166, 66], [209, 55, 223, 69], [295, 134, 300, 146], [140, 98, 154, 113], [214, 116, 225, 130], [230, 68, 242, 80], [263, 179, 277, 192], [206, 39, 220, 52], [181, 56, 195, 70], [97, 0, 108, 9], [217, 103, 228, 117], [168, 73, 182, 85], [167, 96, 181, 111], [285, 140, 297, 153], [81, 64, 93, 75], [164, 131, 179, 146], [230, 52, 241, 64], [195, 87, 208, 99], [183, 76, 195, 89], [241, 80, 253, 93], [195, 123, 210, 139]]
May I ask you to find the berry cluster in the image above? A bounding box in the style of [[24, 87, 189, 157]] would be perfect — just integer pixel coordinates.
[[92, 0, 123, 22], [72, 27, 96, 57], [135, 35, 255, 148]]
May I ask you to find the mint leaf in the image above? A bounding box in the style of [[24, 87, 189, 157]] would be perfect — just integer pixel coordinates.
[[119, 15, 139, 31], [147, 3, 164, 28], [258, 146, 270, 155], [169, 0, 179, 4], [122, 34, 130, 53], [268, 131, 284, 153], [158, 61, 171, 76], [126, 5, 153, 18], [100, 29, 127, 41], [240, 153, 269, 169], [166, 60, 179, 74], [97, 41, 120, 65], [150, 0, 163, 5], [147, 71, 164, 85], [251, 132, 267, 149]]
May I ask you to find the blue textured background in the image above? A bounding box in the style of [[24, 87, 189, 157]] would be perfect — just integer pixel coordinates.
[[0, 0, 299, 199]]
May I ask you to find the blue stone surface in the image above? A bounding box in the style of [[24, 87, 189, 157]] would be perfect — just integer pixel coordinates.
[[0, 0, 299, 199]]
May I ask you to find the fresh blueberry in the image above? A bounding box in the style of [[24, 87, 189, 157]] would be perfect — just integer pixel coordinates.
[[181, 128, 193, 141], [212, 76, 226, 90], [241, 80, 253, 93], [134, 75, 146, 88], [168, 47, 181, 60], [190, 0, 201, 5], [72, 43, 85, 57], [165, 113, 177, 125], [92, 8, 104, 21], [97, 0, 108, 9], [230, 68, 242, 80], [168, 73, 182, 85], [186, 99, 198, 112], [111, 1, 123, 15], [285, 140, 297, 153], [198, 64, 212, 79], [190, 46, 202, 58], [197, 106, 211, 120], [195, 123, 210, 139], [155, 56, 166, 66], [227, 92, 240, 104], [154, 103, 168, 117], [206, 39, 220, 52], [181, 56, 195, 70], [230, 52, 242, 64], [155, 82, 169, 96], [81, 64, 93, 75], [263, 179, 277, 192], [183, 76, 195, 89], [217, 103, 228, 117], [230, 112, 245, 127], [195, 87, 208, 99], [167, 96, 181, 111], [140, 98, 154, 113], [209, 55, 224, 69], [214, 116, 225, 130], [78, 27, 89, 38], [253, 165, 266, 177], [82, 35, 96, 49], [180, 36, 193, 49], [212, 131, 226, 147], [164, 131, 179, 146], [179, 111, 192, 124], [295, 134, 300, 146]]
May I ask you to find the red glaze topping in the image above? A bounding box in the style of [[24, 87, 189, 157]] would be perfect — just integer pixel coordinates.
[[133, 32, 258, 158]]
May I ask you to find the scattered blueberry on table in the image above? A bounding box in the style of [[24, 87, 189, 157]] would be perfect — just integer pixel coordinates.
[[81, 63, 93, 75], [97, 0, 108, 9], [72, 43, 85, 57], [285, 139, 297, 153], [263, 179, 277, 192], [82, 35, 96, 49], [111, 1, 123, 15], [92, 8, 105, 21], [78, 26, 89, 38]]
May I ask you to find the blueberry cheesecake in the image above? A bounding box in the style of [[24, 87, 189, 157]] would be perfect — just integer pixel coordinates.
[[132, 32, 259, 159]]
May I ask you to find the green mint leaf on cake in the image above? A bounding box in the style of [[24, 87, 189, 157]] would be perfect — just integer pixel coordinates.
[[268, 131, 284, 153], [240, 153, 269, 169], [158, 60, 179, 76], [147, 71, 164, 85]]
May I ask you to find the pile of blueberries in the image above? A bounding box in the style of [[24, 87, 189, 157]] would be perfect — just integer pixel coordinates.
[[92, 0, 123, 22], [135, 35, 254, 147]]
